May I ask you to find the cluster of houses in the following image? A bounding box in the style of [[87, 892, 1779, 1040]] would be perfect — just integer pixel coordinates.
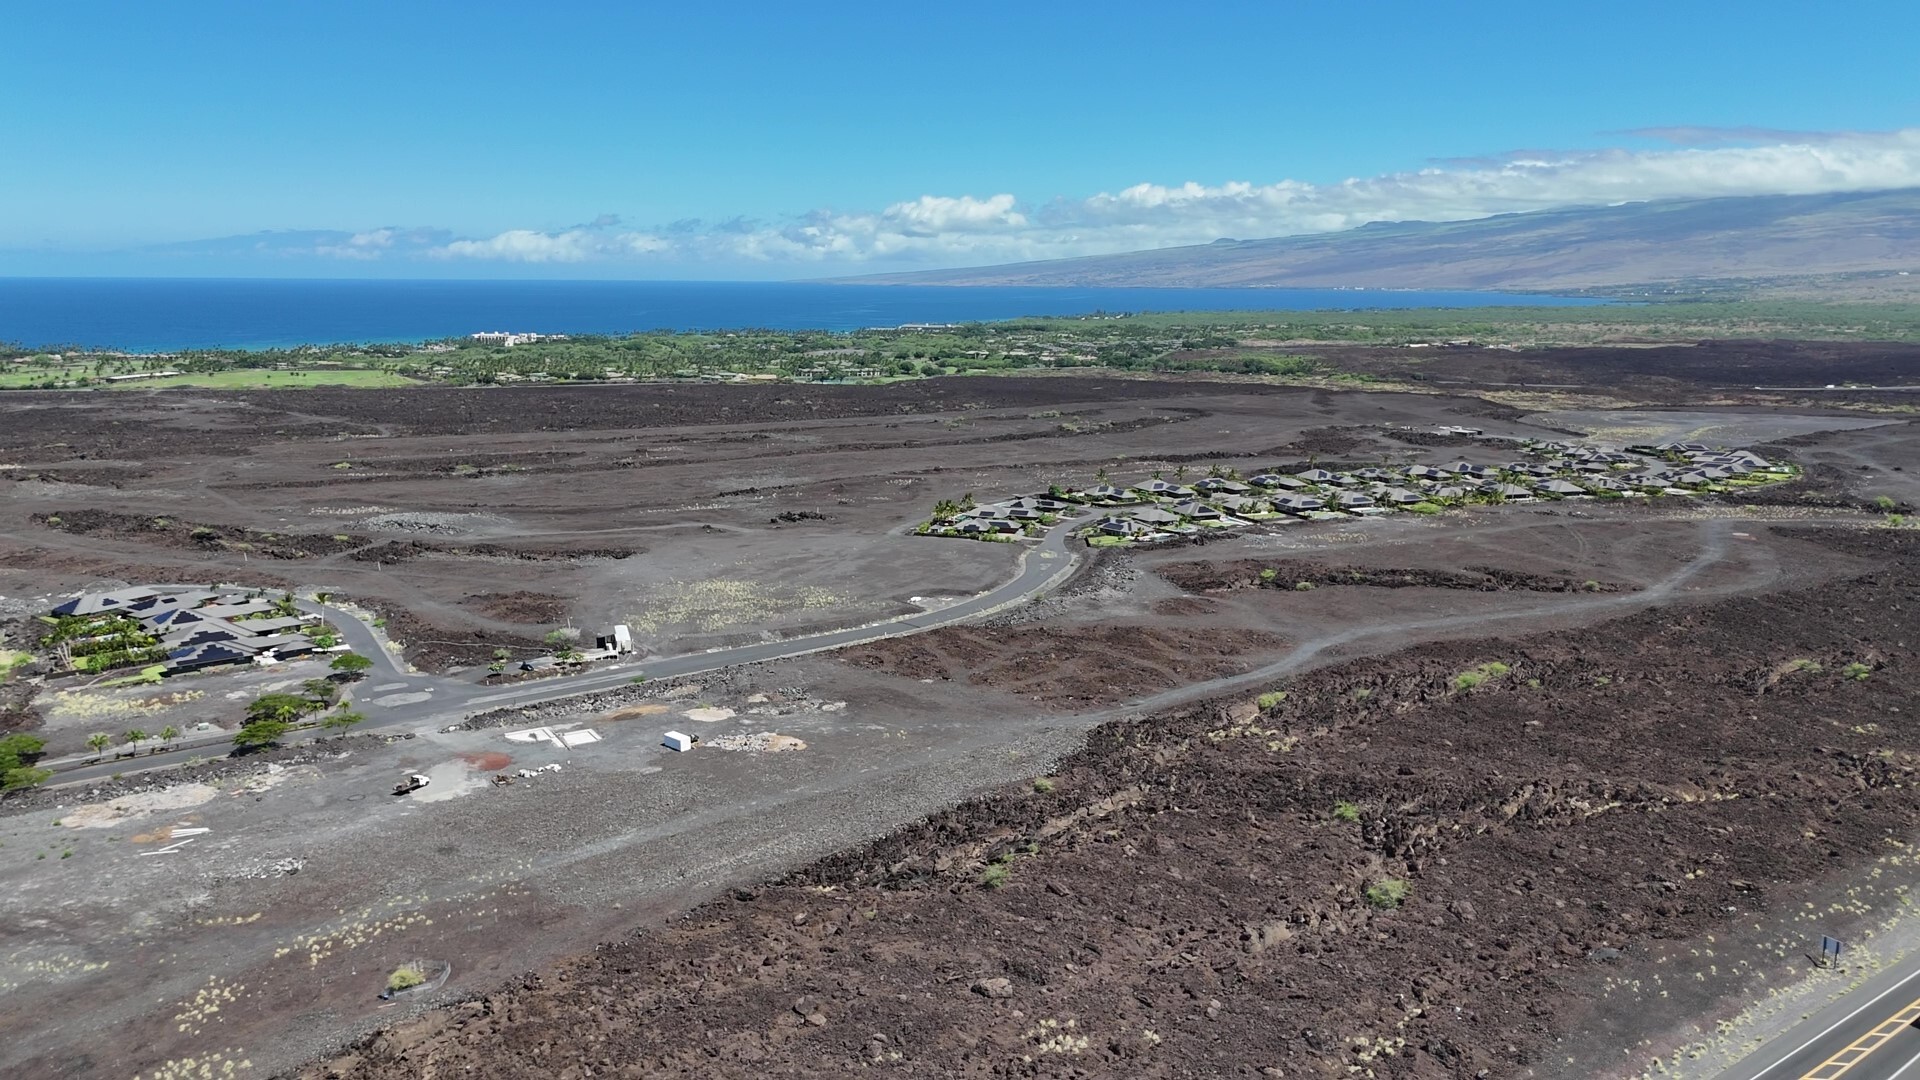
[[50, 586, 330, 676], [920, 439, 1793, 545], [1071, 441, 1789, 543], [919, 495, 1079, 540]]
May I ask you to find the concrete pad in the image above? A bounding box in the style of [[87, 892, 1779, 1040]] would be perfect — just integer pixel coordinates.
[[372, 691, 433, 707]]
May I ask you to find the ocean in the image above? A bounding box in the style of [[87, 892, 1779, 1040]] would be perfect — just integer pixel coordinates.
[[0, 278, 1609, 352]]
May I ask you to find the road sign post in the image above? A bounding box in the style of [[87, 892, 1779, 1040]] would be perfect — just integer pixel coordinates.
[[1821, 935, 1844, 966]]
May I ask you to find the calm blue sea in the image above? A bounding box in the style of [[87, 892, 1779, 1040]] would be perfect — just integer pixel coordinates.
[[0, 278, 1608, 352]]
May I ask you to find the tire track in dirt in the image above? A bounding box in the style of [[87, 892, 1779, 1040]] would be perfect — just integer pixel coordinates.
[[1114, 518, 1737, 715]]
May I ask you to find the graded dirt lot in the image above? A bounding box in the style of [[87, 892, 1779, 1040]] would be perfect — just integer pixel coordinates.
[[0, 351, 1917, 1080]]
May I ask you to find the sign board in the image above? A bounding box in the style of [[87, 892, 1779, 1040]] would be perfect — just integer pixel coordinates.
[[1821, 935, 1844, 961]]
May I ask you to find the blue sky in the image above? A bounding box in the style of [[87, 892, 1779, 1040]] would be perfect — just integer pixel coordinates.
[[6, 0, 1920, 278]]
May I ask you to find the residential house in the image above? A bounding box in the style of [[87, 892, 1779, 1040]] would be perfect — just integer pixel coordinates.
[[1272, 495, 1326, 513], [1129, 507, 1185, 528], [1193, 477, 1250, 495], [1132, 479, 1195, 499], [1169, 499, 1223, 521], [51, 587, 160, 618]]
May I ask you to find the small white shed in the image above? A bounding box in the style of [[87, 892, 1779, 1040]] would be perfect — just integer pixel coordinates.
[[662, 731, 693, 752]]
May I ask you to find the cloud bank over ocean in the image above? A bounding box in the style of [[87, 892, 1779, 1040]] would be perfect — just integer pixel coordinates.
[[26, 128, 1920, 274]]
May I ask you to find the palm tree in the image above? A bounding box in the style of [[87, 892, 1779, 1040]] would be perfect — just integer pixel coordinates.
[[932, 499, 959, 521], [1174, 465, 1190, 482], [159, 725, 181, 748], [1093, 466, 1110, 484], [86, 733, 111, 758], [122, 728, 149, 748], [959, 492, 977, 512]]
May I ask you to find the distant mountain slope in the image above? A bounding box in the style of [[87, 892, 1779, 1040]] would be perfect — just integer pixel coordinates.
[[835, 189, 1920, 289]]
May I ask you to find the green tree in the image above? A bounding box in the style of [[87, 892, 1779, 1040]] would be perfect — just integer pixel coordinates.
[[159, 725, 181, 746], [271, 592, 299, 617], [302, 678, 339, 705], [329, 652, 374, 675], [959, 492, 977, 512], [931, 498, 960, 521], [232, 718, 292, 750], [122, 728, 149, 747], [246, 692, 316, 725], [320, 709, 365, 733], [86, 732, 112, 757], [0, 733, 49, 790]]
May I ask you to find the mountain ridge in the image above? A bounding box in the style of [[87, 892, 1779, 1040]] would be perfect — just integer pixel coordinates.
[[829, 188, 1920, 290]]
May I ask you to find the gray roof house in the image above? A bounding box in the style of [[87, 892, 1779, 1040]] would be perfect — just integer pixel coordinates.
[[1272, 494, 1326, 513], [1133, 479, 1195, 498], [1169, 499, 1223, 521], [1130, 507, 1184, 527], [1539, 479, 1587, 495], [1379, 487, 1425, 505], [165, 640, 258, 675], [52, 587, 160, 618], [1334, 491, 1376, 508], [1194, 477, 1250, 494]]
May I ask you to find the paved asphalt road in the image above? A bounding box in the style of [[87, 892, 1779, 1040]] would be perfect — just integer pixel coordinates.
[[1721, 958, 1920, 1080], [45, 515, 1089, 787]]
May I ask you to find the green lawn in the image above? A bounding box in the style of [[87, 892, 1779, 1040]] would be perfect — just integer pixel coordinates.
[[107, 369, 420, 389]]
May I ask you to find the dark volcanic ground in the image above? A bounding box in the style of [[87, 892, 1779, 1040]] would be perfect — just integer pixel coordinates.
[[298, 525, 1920, 1080]]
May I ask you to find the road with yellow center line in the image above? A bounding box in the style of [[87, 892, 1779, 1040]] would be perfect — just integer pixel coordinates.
[[1796, 998, 1920, 1080], [1724, 964, 1920, 1080]]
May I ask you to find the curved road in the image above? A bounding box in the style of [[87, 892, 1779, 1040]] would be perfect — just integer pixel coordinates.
[[45, 515, 1091, 786]]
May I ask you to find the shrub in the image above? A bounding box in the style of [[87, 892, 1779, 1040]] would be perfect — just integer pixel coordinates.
[[1332, 801, 1361, 823], [1452, 661, 1510, 691], [330, 652, 373, 674], [1365, 879, 1411, 909], [1258, 568, 1278, 583], [232, 718, 292, 750], [1294, 581, 1316, 591], [1032, 777, 1055, 794], [979, 862, 1012, 889], [1406, 502, 1443, 515], [1875, 495, 1898, 512], [387, 965, 427, 992], [1842, 662, 1873, 681], [1256, 691, 1286, 710]]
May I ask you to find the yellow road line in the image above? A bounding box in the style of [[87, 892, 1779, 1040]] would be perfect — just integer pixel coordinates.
[[1801, 997, 1920, 1080]]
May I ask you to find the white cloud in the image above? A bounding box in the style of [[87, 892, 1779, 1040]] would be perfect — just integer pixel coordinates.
[[438, 228, 605, 263], [413, 128, 1920, 268], [313, 228, 398, 260]]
